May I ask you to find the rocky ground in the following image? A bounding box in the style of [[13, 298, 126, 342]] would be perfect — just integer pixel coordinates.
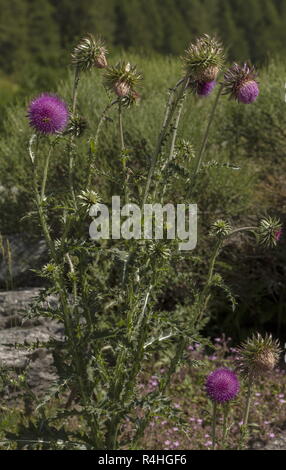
[[0, 288, 62, 394]]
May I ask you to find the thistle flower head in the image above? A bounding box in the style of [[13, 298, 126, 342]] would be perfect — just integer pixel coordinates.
[[257, 216, 282, 248], [67, 114, 88, 137], [78, 190, 101, 213], [183, 35, 224, 82], [275, 228, 283, 242], [196, 80, 217, 97], [223, 63, 259, 104], [206, 368, 239, 403], [28, 93, 69, 134], [104, 61, 142, 98], [210, 219, 232, 239], [71, 34, 108, 71], [237, 333, 281, 378]]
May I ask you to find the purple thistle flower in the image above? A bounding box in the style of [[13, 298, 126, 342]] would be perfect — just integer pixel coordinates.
[[223, 63, 260, 104], [206, 368, 239, 403], [28, 93, 69, 134], [197, 80, 217, 97], [237, 80, 259, 104], [275, 229, 283, 242]]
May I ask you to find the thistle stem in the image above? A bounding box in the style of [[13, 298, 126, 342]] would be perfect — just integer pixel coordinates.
[[212, 402, 217, 450], [118, 102, 125, 151], [142, 77, 189, 207], [222, 404, 229, 449], [41, 140, 58, 200], [68, 66, 81, 206], [243, 375, 253, 427], [196, 239, 222, 322], [87, 99, 118, 188], [193, 84, 223, 178]]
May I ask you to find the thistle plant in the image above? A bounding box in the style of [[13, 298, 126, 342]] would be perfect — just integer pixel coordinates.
[[3, 32, 280, 451], [237, 333, 281, 448]]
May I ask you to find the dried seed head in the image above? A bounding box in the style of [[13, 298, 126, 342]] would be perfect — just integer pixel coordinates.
[[71, 34, 108, 71], [237, 333, 281, 378], [257, 216, 282, 248], [104, 61, 142, 98], [223, 63, 259, 104], [183, 35, 224, 81]]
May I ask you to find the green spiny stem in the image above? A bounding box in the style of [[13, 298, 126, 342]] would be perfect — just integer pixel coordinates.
[[243, 375, 253, 427], [193, 83, 223, 180], [68, 66, 81, 205], [142, 76, 189, 207], [155, 86, 189, 202], [87, 99, 118, 188], [196, 239, 223, 322], [229, 227, 257, 236], [238, 375, 254, 450], [168, 87, 188, 163], [41, 139, 59, 200], [65, 252, 77, 301], [72, 67, 80, 115], [118, 102, 125, 151], [212, 402, 218, 450], [222, 403, 229, 449]]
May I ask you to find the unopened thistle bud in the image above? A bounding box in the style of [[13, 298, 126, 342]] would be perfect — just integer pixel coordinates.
[[210, 219, 232, 239], [78, 190, 101, 213], [71, 34, 108, 71], [237, 333, 281, 378], [223, 63, 259, 104], [67, 115, 87, 137], [183, 35, 224, 82], [257, 216, 282, 248], [104, 61, 142, 98]]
